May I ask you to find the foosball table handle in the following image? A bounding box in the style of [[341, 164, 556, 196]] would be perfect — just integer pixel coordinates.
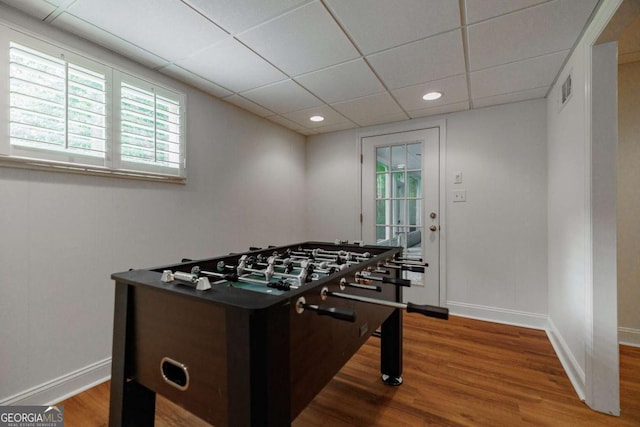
[[406, 302, 449, 320], [316, 305, 357, 323], [401, 265, 425, 273], [381, 277, 412, 287]]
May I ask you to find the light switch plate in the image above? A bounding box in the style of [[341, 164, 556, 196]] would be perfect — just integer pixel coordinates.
[[453, 189, 466, 202], [454, 171, 462, 184]]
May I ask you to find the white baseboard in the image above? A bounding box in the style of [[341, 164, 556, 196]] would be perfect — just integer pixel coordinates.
[[546, 317, 586, 401], [619, 327, 640, 347], [446, 301, 548, 330], [0, 357, 111, 406]]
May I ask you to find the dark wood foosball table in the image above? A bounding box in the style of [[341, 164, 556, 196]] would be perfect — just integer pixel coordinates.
[[108, 241, 448, 426]]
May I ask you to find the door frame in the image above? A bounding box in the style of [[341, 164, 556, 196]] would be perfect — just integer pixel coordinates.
[[357, 119, 447, 307]]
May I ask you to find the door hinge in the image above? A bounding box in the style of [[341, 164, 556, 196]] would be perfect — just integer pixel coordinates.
[[360, 154, 363, 163], [360, 213, 363, 223]]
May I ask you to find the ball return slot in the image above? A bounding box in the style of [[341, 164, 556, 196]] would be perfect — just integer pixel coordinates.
[[295, 296, 357, 322], [320, 286, 449, 320]]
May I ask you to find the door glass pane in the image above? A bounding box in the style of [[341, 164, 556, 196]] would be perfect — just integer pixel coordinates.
[[391, 199, 405, 226], [376, 147, 390, 171], [407, 142, 421, 169], [407, 171, 421, 197], [376, 172, 389, 199], [376, 226, 399, 245], [376, 199, 390, 225], [408, 199, 421, 225], [392, 171, 405, 198], [391, 145, 406, 170]]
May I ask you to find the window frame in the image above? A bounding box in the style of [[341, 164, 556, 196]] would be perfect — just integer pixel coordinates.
[[0, 25, 187, 183]]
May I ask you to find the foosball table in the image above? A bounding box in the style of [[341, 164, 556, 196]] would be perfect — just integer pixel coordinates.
[[108, 241, 448, 426]]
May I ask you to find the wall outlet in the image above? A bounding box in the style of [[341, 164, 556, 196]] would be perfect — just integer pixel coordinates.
[[453, 189, 467, 202]]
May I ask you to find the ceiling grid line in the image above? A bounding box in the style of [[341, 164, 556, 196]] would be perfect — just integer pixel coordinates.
[[460, 0, 474, 111], [318, 0, 411, 121]]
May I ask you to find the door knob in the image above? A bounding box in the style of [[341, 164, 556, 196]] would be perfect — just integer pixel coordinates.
[[429, 225, 437, 232]]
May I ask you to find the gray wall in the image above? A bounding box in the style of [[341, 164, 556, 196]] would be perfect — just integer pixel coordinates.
[[0, 9, 306, 404], [546, 1, 622, 413], [306, 99, 548, 327]]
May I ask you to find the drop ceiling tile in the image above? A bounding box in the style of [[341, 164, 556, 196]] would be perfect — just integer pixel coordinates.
[[267, 115, 307, 131], [52, 13, 169, 69], [468, 0, 599, 71], [237, 1, 359, 76], [282, 105, 350, 129], [367, 29, 465, 90], [312, 121, 359, 133], [223, 95, 275, 117], [175, 38, 287, 92], [325, 0, 460, 54], [465, 0, 547, 24], [352, 112, 410, 128], [473, 86, 548, 108], [294, 59, 385, 104], [241, 79, 323, 114], [182, 0, 312, 34], [331, 92, 406, 126], [160, 64, 233, 98], [392, 74, 468, 112], [470, 50, 567, 99], [64, 0, 228, 62], [0, 0, 57, 19], [407, 101, 469, 119]]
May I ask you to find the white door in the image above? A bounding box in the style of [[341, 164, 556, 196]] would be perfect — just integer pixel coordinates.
[[361, 128, 440, 305]]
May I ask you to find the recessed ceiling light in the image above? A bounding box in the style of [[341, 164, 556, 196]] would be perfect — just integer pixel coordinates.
[[310, 115, 324, 122], [422, 91, 443, 101]]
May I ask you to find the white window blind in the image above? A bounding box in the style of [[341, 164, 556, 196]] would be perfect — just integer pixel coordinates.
[[119, 80, 182, 171], [9, 42, 107, 160], [1, 26, 186, 183]]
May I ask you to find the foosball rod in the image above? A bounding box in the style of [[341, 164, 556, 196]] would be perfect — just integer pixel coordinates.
[[301, 247, 371, 259], [380, 263, 426, 273], [295, 296, 357, 322], [321, 287, 449, 320], [339, 277, 381, 292], [292, 249, 370, 262], [355, 272, 411, 287], [387, 258, 429, 267], [200, 269, 298, 290]]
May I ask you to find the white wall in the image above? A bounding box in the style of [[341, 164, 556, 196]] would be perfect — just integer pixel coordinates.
[[306, 99, 548, 327], [546, 38, 590, 397], [618, 60, 640, 346], [0, 7, 305, 404], [546, 0, 621, 414]]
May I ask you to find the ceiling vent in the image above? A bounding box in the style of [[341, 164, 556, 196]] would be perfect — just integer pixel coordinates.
[[561, 73, 572, 107]]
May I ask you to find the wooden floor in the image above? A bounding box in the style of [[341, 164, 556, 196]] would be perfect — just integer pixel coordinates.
[[59, 315, 640, 426]]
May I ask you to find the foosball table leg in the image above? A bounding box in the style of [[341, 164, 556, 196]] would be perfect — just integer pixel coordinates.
[[380, 307, 403, 386], [109, 283, 156, 427]]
